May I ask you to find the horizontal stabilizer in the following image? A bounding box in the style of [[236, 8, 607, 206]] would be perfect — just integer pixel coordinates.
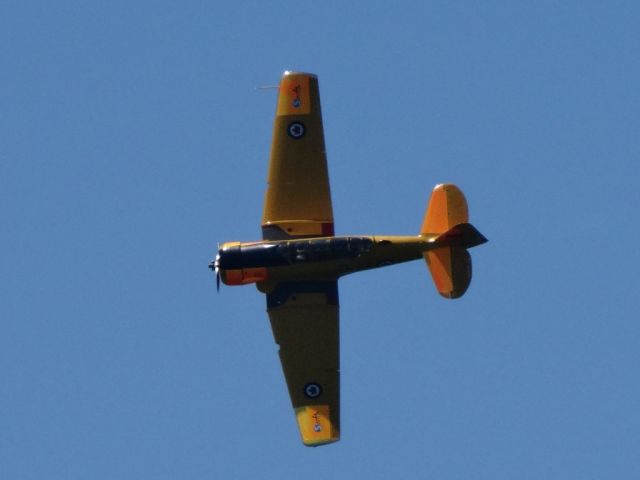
[[424, 247, 472, 299], [421, 183, 487, 298], [421, 184, 468, 235]]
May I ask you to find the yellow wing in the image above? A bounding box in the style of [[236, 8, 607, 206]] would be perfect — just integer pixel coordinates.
[[267, 281, 340, 446], [262, 72, 334, 240]]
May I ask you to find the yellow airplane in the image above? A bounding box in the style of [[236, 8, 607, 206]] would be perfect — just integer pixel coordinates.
[[210, 71, 487, 446]]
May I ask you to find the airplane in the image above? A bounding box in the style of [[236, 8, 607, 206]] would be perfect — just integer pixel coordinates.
[[210, 71, 487, 446]]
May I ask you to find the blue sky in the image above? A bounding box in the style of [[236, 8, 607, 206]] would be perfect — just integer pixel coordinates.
[[2, 1, 639, 478]]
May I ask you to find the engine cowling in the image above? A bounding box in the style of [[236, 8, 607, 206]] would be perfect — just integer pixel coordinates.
[[216, 242, 269, 286], [221, 267, 268, 286]]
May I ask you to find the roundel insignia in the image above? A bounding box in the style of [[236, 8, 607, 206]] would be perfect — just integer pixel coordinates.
[[304, 382, 322, 399], [287, 121, 306, 139]]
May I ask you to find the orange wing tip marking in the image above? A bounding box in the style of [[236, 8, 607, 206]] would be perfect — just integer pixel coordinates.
[[277, 73, 311, 116], [295, 405, 339, 446], [283, 70, 317, 78]]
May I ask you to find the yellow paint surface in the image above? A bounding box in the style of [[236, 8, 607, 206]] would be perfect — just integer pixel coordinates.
[[277, 73, 311, 116], [295, 405, 338, 446]]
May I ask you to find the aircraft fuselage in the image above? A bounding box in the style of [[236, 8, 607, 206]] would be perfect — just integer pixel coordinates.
[[214, 234, 444, 288]]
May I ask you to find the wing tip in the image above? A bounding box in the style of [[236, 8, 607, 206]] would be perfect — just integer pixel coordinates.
[[302, 436, 340, 447], [283, 70, 317, 79], [295, 405, 340, 447]]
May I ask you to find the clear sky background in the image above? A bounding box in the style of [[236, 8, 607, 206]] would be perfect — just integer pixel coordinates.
[[2, 1, 639, 479]]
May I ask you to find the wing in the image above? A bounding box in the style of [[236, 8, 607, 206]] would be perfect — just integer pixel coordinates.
[[262, 72, 334, 240], [267, 281, 340, 446]]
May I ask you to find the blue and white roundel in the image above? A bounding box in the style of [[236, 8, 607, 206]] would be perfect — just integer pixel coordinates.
[[304, 382, 322, 399], [287, 121, 305, 139]]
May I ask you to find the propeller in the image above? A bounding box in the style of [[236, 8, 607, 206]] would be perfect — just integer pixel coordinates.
[[209, 247, 222, 292]]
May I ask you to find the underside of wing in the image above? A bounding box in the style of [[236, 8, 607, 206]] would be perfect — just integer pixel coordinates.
[[266, 281, 339, 446], [262, 72, 334, 240]]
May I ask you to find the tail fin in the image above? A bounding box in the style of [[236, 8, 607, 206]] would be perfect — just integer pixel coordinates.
[[421, 184, 487, 299]]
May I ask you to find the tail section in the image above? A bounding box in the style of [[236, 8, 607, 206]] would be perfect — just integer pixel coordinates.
[[421, 184, 487, 299], [425, 247, 472, 299], [421, 184, 468, 235]]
